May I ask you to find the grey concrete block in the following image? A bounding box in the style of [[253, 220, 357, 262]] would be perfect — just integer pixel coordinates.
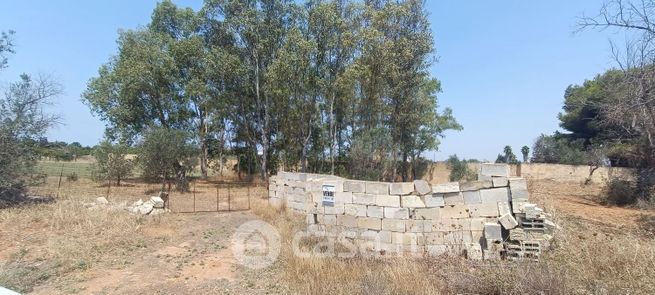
[[444, 192, 465, 205], [422, 194, 446, 207], [484, 223, 502, 241], [499, 213, 519, 229], [432, 182, 460, 193], [480, 187, 510, 204], [463, 190, 482, 204], [509, 177, 529, 200], [390, 182, 415, 195], [413, 180, 432, 195], [376, 195, 401, 207], [492, 177, 509, 187], [460, 180, 493, 191], [401, 195, 426, 208], [344, 180, 366, 193], [384, 207, 409, 219], [381, 219, 406, 232], [367, 205, 384, 218], [366, 182, 389, 195], [480, 163, 510, 177]]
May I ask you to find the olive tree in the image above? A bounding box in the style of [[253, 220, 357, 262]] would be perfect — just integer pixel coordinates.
[[93, 140, 134, 186], [137, 128, 197, 192]]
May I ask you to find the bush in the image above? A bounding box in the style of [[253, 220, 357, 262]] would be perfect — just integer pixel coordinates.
[[446, 155, 477, 182], [602, 179, 637, 206], [66, 173, 78, 182], [93, 140, 133, 186], [137, 128, 197, 192]]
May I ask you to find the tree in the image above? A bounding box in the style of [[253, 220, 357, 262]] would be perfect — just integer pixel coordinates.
[[495, 145, 519, 164], [93, 140, 134, 186], [137, 128, 197, 192], [0, 30, 14, 70], [531, 134, 588, 165], [1, 74, 61, 207], [446, 154, 476, 182], [521, 145, 530, 163]]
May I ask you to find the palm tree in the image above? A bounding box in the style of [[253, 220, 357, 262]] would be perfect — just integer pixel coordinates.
[[521, 145, 530, 163]]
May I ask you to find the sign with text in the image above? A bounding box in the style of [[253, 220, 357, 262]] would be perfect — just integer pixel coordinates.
[[322, 185, 335, 207]]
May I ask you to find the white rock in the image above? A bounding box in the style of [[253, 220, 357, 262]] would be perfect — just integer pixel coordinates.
[[95, 197, 109, 205], [132, 199, 144, 207], [138, 203, 154, 215], [151, 196, 165, 208]]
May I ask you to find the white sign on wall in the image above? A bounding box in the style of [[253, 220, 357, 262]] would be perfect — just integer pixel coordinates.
[[322, 185, 335, 207]]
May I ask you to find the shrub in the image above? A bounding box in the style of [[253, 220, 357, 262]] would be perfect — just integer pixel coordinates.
[[93, 140, 133, 186], [602, 179, 637, 206], [66, 173, 78, 182], [137, 128, 197, 192], [446, 155, 477, 182]]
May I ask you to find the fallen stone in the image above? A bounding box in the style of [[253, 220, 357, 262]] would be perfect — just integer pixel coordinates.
[[151, 196, 165, 208], [132, 199, 144, 207], [498, 213, 519, 229], [413, 180, 432, 195], [138, 203, 154, 215], [95, 197, 109, 205]]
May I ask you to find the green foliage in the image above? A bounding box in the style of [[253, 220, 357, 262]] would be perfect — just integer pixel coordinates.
[[446, 155, 477, 182], [531, 134, 589, 165], [66, 173, 78, 182], [495, 145, 520, 164], [137, 128, 197, 191], [602, 179, 637, 206], [0, 30, 14, 70], [93, 140, 133, 186], [521, 145, 530, 163]]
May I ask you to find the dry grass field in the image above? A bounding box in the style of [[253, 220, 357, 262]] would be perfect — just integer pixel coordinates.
[[1, 175, 654, 294]]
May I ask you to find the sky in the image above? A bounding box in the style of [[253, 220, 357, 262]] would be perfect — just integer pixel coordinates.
[[0, 1, 624, 161]]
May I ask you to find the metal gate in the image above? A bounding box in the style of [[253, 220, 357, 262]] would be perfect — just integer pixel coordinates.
[[168, 181, 267, 213]]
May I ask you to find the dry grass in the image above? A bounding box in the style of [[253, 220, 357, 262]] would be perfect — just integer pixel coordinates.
[[250, 197, 655, 295]]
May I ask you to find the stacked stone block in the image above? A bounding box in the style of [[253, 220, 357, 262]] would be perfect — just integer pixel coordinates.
[[268, 164, 555, 260]]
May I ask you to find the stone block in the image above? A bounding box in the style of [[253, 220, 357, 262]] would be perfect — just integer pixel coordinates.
[[444, 231, 473, 244], [432, 218, 461, 232], [383, 207, 410, 219], [335, 191, 353, 204], [406, 220, 431, 232], [268, 190, 276, 198], [344, 180, 366, 193], [468, 203, 500, 217], [509, 178, 529, 200], [352, 193, 376, 205], [319, 214, 337, 225], [466, 243, 483, 260], [324, 204, 344, 215], [460, 180, 493, 191], [151, 196, 165, 208], [358, 217, 382, 230], [484, 223, 502, 241], [471, 230, 484, 244], [422, 194, 446, 207], [414, 208, 441, 220], [492, 177, 509, 187], [441, 204, 469, 219], [462, 190, 481, 204], [367, 205, 384, 218], [381, 219, 406, 232], [401, 195, 426, 208], [499, 213, 519, 230], [361, 230, 392, 244], [375, 195, 400, 207], [480, 187, 510, 204], [413, 180, 432, 195], [344, 204, 367, 216], [444, 192, 465, 206], [390, 182, 415, 195], [337, 215, 357, 227], [392, 232, 422, 245], [480, 163, 510, 177], [498, 202, 511, 215], [366, 182, 389, 195], [424, 232, 445, 245], [96, 197, 109, 205], [307, 214, 317, 224], [432, 182, 460, 193], [426, 245, 449, 256], [512, 200, 527, 213]]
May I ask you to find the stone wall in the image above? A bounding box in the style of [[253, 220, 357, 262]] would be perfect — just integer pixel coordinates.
[[518, 163, 634, 183], [268, 164, 554, 260]]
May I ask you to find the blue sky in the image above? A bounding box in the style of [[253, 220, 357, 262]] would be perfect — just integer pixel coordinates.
[[0, 1, 622, 161]]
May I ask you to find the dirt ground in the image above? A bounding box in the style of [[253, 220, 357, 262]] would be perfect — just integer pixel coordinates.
[[1, 176, 653, 294]]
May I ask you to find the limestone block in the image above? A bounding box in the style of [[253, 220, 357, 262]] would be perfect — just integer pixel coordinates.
[[353, 193, 376, 205], [381, 219, 406, 232], [406, 220, 431, 233], [480, 187, 510, 204], [444, 231, 473, 245], [358, 217, 382, 230], [480, 163, 510, 177], [335, 191, 353, 204], [319, 214, 337, 225], [459, 180, 493, 192], [324, 204, 345, 215], [375, 195, 400, 207], [424, 232, 445, 245], [413, 180, 432, 195], [344, 180, 366, 193], [96, 197, 109, 205], [422, 194, 446, 207], [426, 245, 449, 256], [499, 213, 519, 230], [337, 215, 357, 227], [390, 182, 415, 195], [307, 214, 317, 224], [484, 223, 502, 241], [492, 177, 509, 187], [512, 200, 527, 213], [466, 243, 483, 260], [305, 181, 323, 192], [148, 196, 163, 208], [432, 182, 460, 194], [344, 204, 367, 216], [401, 195, 426, 208], [367, 205, 384, 218], [413, 208, 441, 220], [457, 218, 472, 231], [441, 204, 469, 219], [444, 192, 465, 206], [392, 232, 423, 245], [366, 182, 389, 195], [304, 202, 318, 214], [310, 191, 323, 203], [498, 202, 511, 215], [471, 230, 484, 244], [509, 178, 529, 201], [432, 218, 461, 232], [462, 190, 481, 204], [268, 190, 276, 198], [361, 230, 392, 244], [468, 203, 500, 217], [270, 198, 284, 208], [383, 207, 410, 219], [322, 180, 344, 193]]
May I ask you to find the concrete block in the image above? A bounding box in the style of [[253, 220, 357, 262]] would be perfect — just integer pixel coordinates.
[[319, 214, 337, 225], [484, 223, 502, 241], [512, 200, 527, 213], [444, 192, 465, 206], [424, 232, 445, 245], [441, 204, 469, 219], [366, 182, 389, 195], [468, 203, 500, 217], [432, 218, 461, 232], [498, 202, 511, 215], [499, 213, 519, 230], [392, 232, 422, 245], [509, 178, 529, 200], [462, 190, 482, 204], [471, 230, 484, 244], [268, 190, 276, 198], [344, 180, 366, 193], [480, 163, 510, 177], [432, 182, 460, 194], [324, 204, 344, 215], [358, 217, 382, 230], [344, 204, 367, 216], [413, 180, 432, 195], [375, 195, 400, 207], [383, 207, 410, 219], [492, 177, 509, 187], [414, 207, 441, 220], [337, 215, 357, 227], [406, 220, 431, 232], [426, 245, 449, 256], [524, 203, 541, 219], [352, 193, 376, 205], [444, 231, 473, 245], [361, 230, 392, 244], [422, 194, 446, 207], [460, 180, 493, 191], [367, 205, 384, 218], [381, 219, 406, 232], [480, 187, 510, 204], [335, 191, 353, 203], [466, 243, 483, 260], [401, 195, 426, 208], [390, 182, 415, 195]]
